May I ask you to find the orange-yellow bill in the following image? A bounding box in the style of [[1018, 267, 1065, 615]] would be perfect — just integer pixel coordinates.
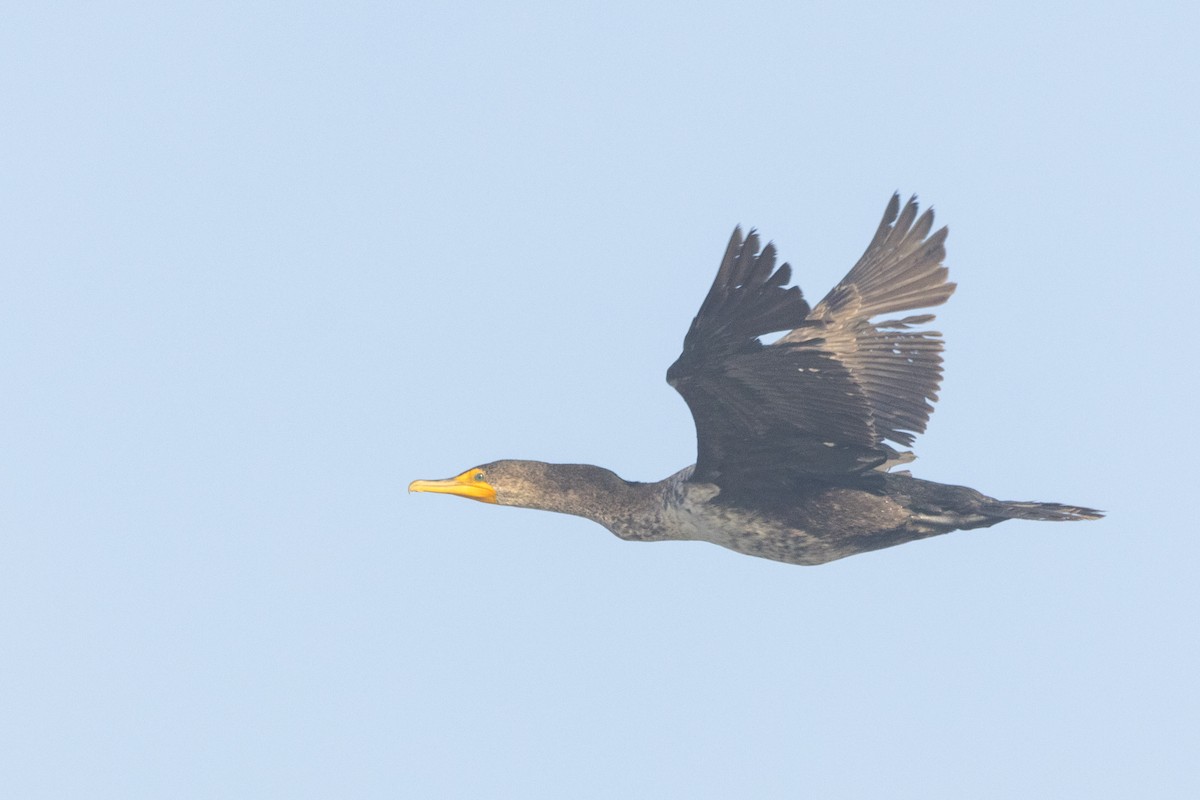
[[408, 468, 497, 504]]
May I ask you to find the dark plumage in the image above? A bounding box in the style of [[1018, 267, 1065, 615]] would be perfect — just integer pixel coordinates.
[[410, 194, 1102, 565]]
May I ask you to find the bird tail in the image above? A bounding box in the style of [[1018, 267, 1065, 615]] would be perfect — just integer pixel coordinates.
[[986, 500, 1105, 522]]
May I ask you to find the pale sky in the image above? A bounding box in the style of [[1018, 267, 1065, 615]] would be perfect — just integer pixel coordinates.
[[2, 2, 1197, 797]]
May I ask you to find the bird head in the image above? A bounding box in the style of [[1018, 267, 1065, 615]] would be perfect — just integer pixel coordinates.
[[409, 460, 625, 514]]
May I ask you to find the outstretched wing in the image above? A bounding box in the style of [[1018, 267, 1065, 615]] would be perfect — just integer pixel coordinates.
[[667, 194, 955, 488], [780, 193, 955, 448]]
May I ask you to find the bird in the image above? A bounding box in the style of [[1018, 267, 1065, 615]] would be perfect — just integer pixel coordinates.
[[409, 194, 1102, 566]]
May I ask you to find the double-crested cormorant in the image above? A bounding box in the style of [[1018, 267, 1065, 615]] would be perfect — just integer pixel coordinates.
[[410, 195, 1101, 565]]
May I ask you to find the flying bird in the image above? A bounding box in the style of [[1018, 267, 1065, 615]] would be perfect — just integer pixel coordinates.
[[410, 194, 1101, 565]]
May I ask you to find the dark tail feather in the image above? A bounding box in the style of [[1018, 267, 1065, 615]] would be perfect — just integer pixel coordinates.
[[988, 500, 1105, 522]]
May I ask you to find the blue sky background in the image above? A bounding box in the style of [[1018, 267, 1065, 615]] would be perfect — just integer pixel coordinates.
[[3, 2, 1197, 797]]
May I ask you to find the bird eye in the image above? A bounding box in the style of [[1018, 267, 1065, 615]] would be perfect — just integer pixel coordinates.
[[474, 472, 485, 481]]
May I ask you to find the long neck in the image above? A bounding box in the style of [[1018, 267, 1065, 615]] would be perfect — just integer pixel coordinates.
[[527, 464, 669, 541]]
